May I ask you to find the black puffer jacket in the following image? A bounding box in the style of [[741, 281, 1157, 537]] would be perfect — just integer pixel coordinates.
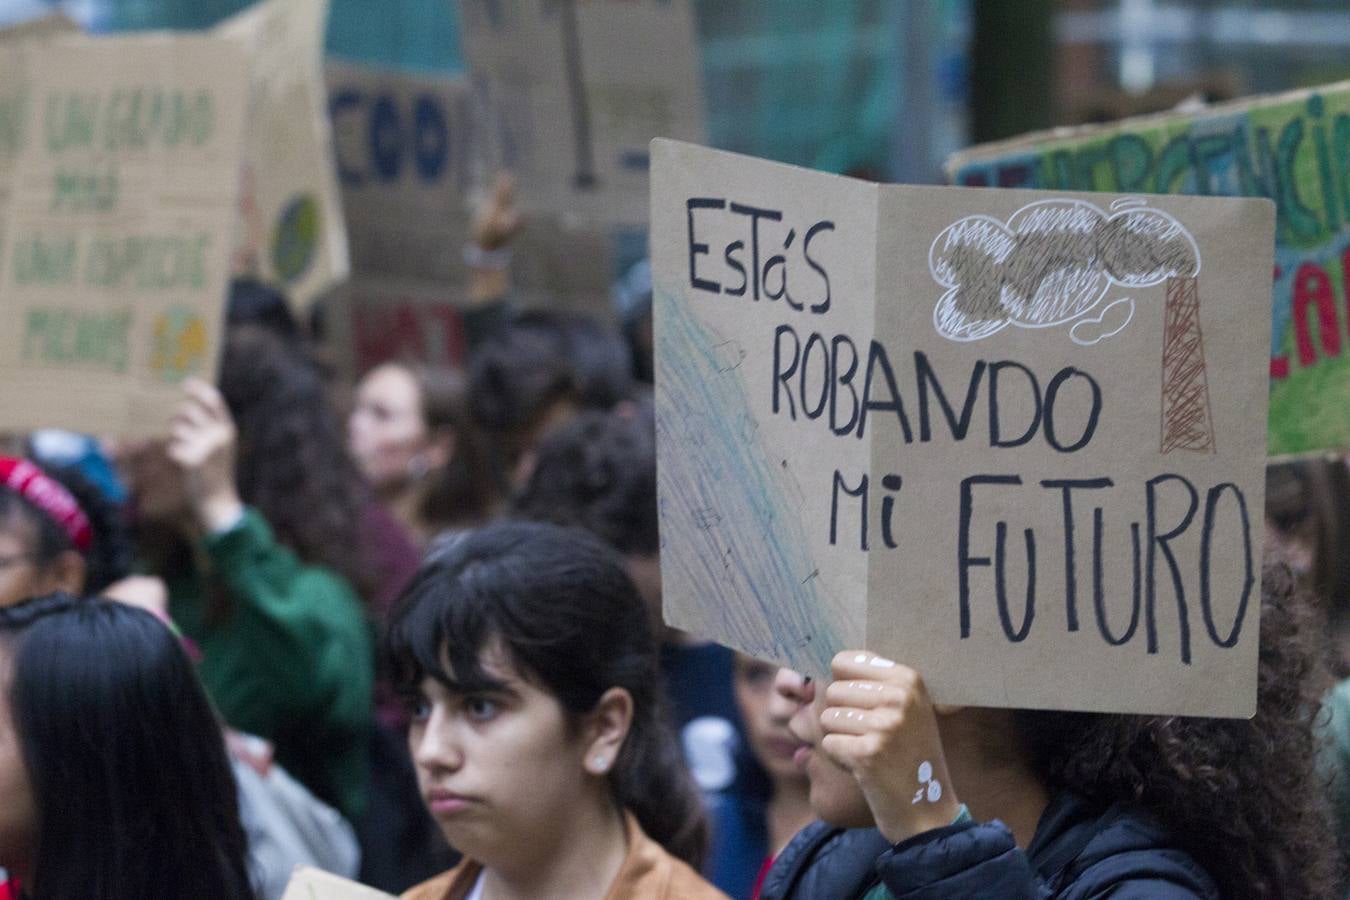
[[760, 792, 1219, 899]]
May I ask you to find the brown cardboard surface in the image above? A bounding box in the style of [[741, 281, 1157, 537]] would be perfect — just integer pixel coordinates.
[[0, 15, 81, 285], [458, 0, 705, 228], [280, 866, 394, 899], [0, 33, 249, 437], [216, 0, 349, 310], [326, 61, 476, 286], [653, 139, 1273, 716]]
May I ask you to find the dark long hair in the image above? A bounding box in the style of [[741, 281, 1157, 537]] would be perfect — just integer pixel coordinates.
[[0, 463, 132, 596], [0, 594, 253, 899], [383, 521, 708, 867], [408, 364, 496, 530], [1015, 561, 1339, 899], [219, 324, 375, 600]]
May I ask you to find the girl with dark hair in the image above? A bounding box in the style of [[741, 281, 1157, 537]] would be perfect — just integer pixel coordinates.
[[115, 325, 374, 823], [760, 562, 1339, 899], [0, 457, 131, 607], [0, 593, 254, 899], [385, 521, 726, 899], [349, 362, 497, 544]]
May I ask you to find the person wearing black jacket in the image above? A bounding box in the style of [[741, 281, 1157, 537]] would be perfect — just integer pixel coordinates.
[[761, 563, 1339, 899]]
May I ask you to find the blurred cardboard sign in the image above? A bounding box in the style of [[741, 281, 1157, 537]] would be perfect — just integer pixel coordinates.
[[281, 866, 393, 899], [322, 60, 618, 379], [947, 80, 1350, 458], [216, 0, 349, 310], [0, 15, 81, 283], [326, 62, 477, 285], [0, 33, 249, 436], [653, 139, 1274, 716], [337, 276, 470, 376], [458, 0, 705, 228], [329, 231, 615, 380]]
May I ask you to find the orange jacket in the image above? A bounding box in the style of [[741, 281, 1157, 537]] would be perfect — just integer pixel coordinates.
[[402, 811, 727, 900]]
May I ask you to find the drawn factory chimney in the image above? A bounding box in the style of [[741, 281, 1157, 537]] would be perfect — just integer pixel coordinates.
[[1159, 276, 1216, 454]]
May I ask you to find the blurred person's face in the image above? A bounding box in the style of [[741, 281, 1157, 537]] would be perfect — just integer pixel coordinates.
[[408, 643, 621, 867], [0, 657, 37, 883], [734, 655, 809, 784], [0, 520, 82, 608], [779, 668, 873, 828], [349, 364, 430, 490], [111, 438, 192, 526]]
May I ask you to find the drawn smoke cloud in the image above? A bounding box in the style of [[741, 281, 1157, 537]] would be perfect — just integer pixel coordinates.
[[929, 198, 1200, 344]]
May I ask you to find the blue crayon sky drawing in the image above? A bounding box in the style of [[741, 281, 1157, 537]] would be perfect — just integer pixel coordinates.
[[655, 287, 844, 676]]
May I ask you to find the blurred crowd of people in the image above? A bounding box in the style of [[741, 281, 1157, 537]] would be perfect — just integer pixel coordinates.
[[1, 174, 1350, 900]]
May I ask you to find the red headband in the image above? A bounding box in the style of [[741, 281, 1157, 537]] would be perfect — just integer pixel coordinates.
[[0, 457, 92, 553]]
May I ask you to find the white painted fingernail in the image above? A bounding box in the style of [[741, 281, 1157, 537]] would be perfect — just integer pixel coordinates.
[[868, 656, 896, 668], [918, 761, 933, 783], [853, 653, 870, 664], [928, 780, 943, 803]]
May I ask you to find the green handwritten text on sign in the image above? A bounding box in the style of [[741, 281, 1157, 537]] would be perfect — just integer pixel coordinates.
[[947, 82, 1350, 457]]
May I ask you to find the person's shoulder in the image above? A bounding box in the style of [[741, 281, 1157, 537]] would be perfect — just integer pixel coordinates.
[[663, 853, 732, 899], [1037, 797, 1219, 899], [619, 812, 729, 899], [759, 820, 892, 900]]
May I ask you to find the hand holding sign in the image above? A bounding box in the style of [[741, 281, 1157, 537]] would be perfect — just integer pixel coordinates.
[[820, 651, 960, 844], [168, 379, 244, 534]]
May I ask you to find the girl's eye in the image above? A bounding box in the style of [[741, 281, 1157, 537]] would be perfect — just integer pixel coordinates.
[[408, 697, 431, 723], [465, 696, 499, 722]]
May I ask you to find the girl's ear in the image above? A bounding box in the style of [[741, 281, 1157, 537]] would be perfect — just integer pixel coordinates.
[[583, 687, 635, 776]]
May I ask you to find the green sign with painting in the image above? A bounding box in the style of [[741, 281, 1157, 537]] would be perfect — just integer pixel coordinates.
[[947, 81, 1350, 457]]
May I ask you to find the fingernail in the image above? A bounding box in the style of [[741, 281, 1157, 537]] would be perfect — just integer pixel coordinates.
[[853, 653, 870, 664], [868, 656, 896, 669]]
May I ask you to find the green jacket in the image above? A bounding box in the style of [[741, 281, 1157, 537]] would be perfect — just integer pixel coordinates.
[[167, 508, 373, 821]]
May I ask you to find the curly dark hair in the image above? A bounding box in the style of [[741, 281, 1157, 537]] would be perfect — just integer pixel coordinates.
[[1015, 560, 1340, 899], [219, 324, 375, 601], [512, 401, 657, 556]]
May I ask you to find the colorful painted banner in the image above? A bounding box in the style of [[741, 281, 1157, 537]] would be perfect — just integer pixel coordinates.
[[947, 81, 1350, 457], [0, 33, 249, 435], [654, 139, 1274, 716]]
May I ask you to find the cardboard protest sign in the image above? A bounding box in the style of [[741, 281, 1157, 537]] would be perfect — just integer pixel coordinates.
[[458, 0, 706, 228], [328, 241, 615, 381], [334, 276, 471, 375], [327, 62, 477, 286], [281, 866, 393, 899], [216, 0, 349, 310], [323, 61, 617, 380], [0, 12, 79, 41], [0, 33, 249, 436], [0, 15, 81, 283], [653, 139, 1274, 716], [946, 81, 1350, 458]]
